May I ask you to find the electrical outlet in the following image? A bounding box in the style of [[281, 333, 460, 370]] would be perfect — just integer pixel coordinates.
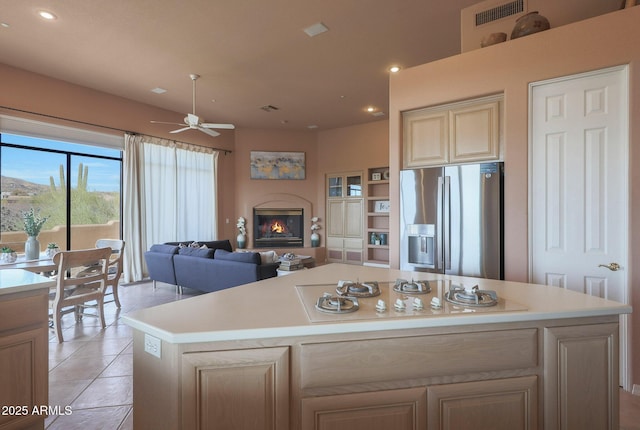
[[144, 333, 161, 358]]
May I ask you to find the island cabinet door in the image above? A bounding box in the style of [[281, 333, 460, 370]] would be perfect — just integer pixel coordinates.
[[301, 387, 427, 430], [426, 376, 538, 430], [544, 323, 619, 430], [181, 347, 289, 430]]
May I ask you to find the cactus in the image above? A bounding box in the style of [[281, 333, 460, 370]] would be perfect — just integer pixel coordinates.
[[49, 163, 88, 193]]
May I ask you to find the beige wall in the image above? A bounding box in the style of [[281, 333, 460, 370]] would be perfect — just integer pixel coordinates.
[[389, 7, 640, 387]]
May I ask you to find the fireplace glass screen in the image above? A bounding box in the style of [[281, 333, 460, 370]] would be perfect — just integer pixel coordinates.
[[253, 208, 304, 248]]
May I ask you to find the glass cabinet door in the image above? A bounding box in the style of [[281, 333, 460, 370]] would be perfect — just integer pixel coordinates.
[[346, 175, 362, 197], [328, 176, 343, 197]]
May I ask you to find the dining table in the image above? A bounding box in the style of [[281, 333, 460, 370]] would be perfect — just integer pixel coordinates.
[[0, 253, 57, 274]]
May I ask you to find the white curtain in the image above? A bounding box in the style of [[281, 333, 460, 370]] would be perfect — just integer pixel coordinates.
[[122, 134, 219, 282]]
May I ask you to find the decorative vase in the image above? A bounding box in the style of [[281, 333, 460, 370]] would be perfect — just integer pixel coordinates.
[[0, 251, 17, 263], [25, 236, 40, 261], [510, 11, 550, 40], [311, 232, 320, 247], [45, 246, 60, 259], [237, 233, 246, 249]]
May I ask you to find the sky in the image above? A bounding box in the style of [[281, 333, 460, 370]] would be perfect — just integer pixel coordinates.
[[0, 134, 121, 192]]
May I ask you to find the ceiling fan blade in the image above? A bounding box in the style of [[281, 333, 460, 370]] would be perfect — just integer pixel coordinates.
[[151, 120, 185, 126], [169, 127, 192, 134], [197, 127, 221, 137], [201, 123, 235, 130]]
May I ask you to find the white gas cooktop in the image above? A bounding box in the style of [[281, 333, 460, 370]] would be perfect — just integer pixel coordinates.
[[295, 280, 528, 324]]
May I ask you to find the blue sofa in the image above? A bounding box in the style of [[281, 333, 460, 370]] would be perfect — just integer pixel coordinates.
[[144, 240, 279, 293]]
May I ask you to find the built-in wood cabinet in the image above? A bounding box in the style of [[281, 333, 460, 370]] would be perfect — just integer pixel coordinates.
[[365, 167, 389, 267], [403, 94, 503, 168], [302, 387, 427, 430], [544, 323, 619, 430], [181, 347, 289, 430], [326, 172, 363, 264], [131, 316, 621, 430], [427, 376, 538, 430], [0, 288, 49, 430]]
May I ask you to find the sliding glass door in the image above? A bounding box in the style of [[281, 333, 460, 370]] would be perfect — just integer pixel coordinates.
[[0, 134, 121, 252]]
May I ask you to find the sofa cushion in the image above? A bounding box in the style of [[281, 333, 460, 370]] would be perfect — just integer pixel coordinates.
[[200, 240, 233, 253], [214, 249, 260, 264], [178, 247, 214, 258], [149, 244, 179, 254]]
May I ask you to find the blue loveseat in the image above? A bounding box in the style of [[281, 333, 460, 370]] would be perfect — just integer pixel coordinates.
[[144, 240, 279, 293]]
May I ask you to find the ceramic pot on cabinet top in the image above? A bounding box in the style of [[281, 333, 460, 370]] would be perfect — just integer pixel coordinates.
[[511, 11, 550, 40]]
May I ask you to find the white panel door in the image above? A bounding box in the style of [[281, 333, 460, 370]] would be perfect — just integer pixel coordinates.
[[530, 67, 628, 304]]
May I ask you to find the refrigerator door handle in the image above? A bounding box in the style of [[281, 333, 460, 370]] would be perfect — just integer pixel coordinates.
[[444, 175, 451, 270], [436, 176, 443, 270]]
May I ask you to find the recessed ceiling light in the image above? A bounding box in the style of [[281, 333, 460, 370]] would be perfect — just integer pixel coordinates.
[[307, 125, 319, 129], [367, 106, 375, 112], [389, 65, 401, 73], [38, 10, 57, 20], [1, 22, 10, 28], [304, 22, 329, 37], [151, 87, 167, 94]]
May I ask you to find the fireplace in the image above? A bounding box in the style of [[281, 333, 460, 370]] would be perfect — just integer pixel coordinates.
[[253, 208, 304, 248]]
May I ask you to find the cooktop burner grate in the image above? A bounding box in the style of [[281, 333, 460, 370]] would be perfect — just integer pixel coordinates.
[[445, 285, 498, 307], [393, 279, 432, 295], [336, 280, 381, 298], [315, 293, 359, 314]]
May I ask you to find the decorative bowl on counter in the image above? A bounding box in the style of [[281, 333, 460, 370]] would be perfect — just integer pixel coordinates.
[[0, 248, 17, 263], [511, 11, 550, 40]]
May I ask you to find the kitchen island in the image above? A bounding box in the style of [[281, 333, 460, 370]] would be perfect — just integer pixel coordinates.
[[123, 263, 631, 430], [0, 269, 55, 430]]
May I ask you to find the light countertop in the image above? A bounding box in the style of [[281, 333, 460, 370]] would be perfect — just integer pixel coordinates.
[[0, 269, 55, 296], [122, 263, 632, 344]]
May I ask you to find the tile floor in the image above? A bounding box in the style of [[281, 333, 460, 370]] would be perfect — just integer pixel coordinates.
[[45, 282, 202, 430], [44, 281, 640, 429]]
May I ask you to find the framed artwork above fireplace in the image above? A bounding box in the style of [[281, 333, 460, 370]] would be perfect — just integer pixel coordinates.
[[250, 151, 305, 180]]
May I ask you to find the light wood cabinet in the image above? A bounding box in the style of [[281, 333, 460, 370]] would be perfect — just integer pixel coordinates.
[[544, 323, 619, 430], [302, 387, 427, 430], [365, 167, 389, 267], [326, 172, 363, 264], [0, 288, 49, 430], [181, 347, 289, 430], [403, 94, 502, 168], [427, 376, 538, 430]]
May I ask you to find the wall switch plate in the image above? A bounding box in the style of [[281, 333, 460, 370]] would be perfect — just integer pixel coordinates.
[[144, 333, 161, 358]]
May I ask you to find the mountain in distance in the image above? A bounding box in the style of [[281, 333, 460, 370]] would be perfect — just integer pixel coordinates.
[[1, 175, 50, 196]]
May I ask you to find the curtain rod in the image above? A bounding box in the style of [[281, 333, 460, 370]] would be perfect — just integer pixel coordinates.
[[0, 105, 232, 155]]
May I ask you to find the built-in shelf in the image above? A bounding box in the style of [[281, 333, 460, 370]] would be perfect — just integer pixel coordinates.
[[365, 167, 389, 267]]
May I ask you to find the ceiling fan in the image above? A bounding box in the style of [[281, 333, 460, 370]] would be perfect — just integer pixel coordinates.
[[151, 74, 235, 138]]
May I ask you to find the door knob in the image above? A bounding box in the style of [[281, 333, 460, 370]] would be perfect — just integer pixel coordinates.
[[598, 262, 620, 271]]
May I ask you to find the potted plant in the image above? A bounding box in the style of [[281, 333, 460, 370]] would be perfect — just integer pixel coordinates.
[[22, 208, 49, 260], [0, 247, 17, 263], [45, 242, 60, 258]]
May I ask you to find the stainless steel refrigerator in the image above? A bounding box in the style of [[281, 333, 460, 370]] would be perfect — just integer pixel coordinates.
[[400, 162, 503, 279]]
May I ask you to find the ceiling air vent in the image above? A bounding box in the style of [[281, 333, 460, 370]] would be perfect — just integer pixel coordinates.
[[475, 0, 524, 26]]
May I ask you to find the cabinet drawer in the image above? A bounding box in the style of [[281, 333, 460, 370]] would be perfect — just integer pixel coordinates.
[[0, 292, 48, 333], [299, 329, 537, 389]]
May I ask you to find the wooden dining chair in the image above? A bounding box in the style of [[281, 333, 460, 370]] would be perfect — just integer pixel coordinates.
[[95, 239, 125, 308], [49, 247, 111, 343]]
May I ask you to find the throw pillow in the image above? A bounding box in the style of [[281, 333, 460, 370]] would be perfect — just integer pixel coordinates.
[[178, 247, 214, 258], [259, 250, 279, 264], [214, 249, 261, 264]]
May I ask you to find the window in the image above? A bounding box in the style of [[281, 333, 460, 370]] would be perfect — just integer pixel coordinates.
[[0, 133, 122, 251]]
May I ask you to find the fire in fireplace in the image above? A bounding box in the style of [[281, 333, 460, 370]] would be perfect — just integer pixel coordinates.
[[253, 208, 304, 248]]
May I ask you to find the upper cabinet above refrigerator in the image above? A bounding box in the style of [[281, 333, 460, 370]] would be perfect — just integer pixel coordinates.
[[403, 94, 503, 168]]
